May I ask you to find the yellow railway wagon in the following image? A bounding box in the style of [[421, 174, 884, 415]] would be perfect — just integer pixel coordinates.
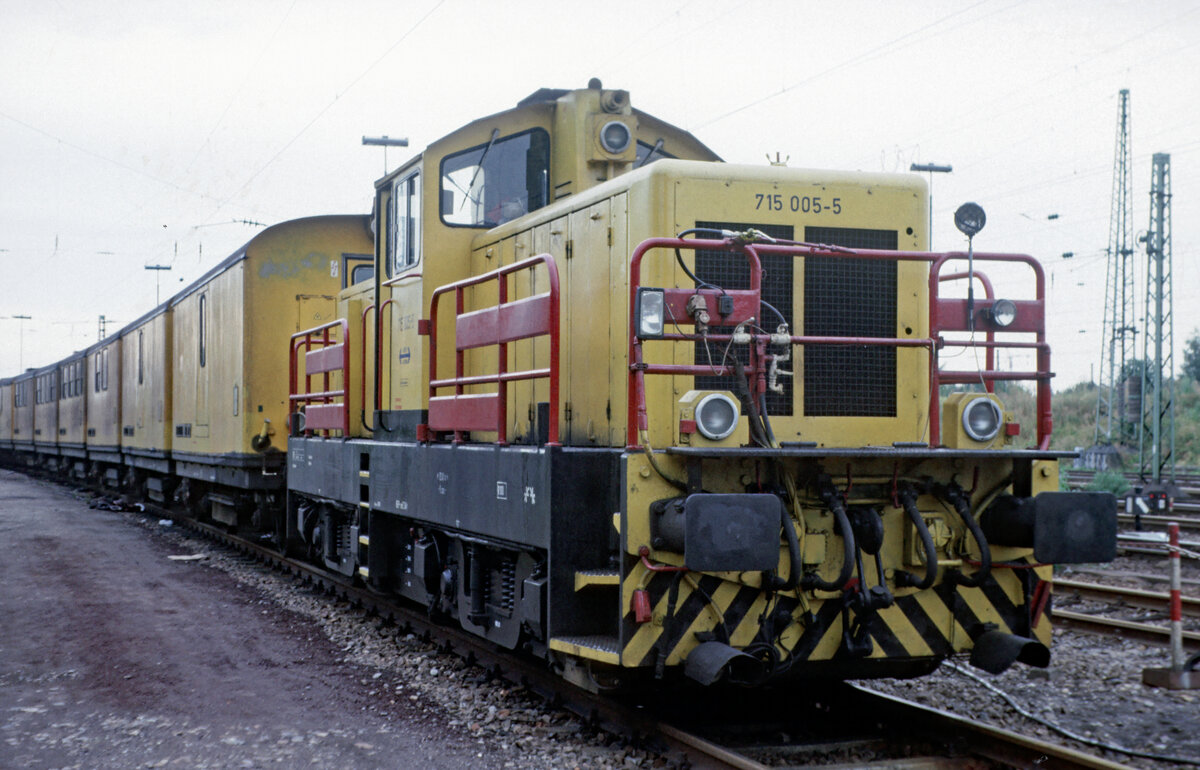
[[170, 215, 371, 526], [57, 351, 88, 476], [32, 363, 59, 459], [0, 377, 12, 450], [86, 336, 122, 483], [119, 306, 174, 489], [12, 372, 33, 453]]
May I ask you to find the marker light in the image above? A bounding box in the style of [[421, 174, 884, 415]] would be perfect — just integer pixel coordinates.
[[637, 288, 665, 339], [962, 397, 1002, 442], [694, 393, 740, 440]]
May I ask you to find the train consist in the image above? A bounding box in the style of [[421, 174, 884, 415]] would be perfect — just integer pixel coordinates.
[[1, 82, 1117, 689]]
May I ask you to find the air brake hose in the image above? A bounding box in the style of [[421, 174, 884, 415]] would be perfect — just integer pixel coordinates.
[[759, 392, 777, 447], [801, 490, 856, 592], [895, 488, 938, 589], [770, 503, 803, 592], [941, 484, 992, 588], [731, 355, 769, 447]]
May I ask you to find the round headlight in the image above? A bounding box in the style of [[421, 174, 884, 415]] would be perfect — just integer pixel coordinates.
[[695, 393, 739, 441], [962, 397, 1002, 442], [599, 120, 631, 154], [989, 298, 1017, 328]]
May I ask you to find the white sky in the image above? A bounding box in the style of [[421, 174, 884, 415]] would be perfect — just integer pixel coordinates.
[[2, 0, 1198, 390]]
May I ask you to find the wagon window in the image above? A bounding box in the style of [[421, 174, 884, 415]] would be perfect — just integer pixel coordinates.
[[343, 254, 374, 289], [440, 128, 549, 228], [199, 294, 207, 368], [351, 263, 374, 285], [138, 330, 145, 385]]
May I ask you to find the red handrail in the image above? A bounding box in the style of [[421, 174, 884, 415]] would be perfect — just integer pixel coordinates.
[[627, 238, 1052, 449], [421, 254, 560, 446], [288, 319, 350, 437], [359, 297, 398, 430]]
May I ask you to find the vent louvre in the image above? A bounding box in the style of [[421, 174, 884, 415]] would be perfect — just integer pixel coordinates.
[[803, 227, 898, 417]]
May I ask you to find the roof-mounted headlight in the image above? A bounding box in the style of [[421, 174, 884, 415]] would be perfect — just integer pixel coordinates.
[[986, 298, 1017, 328], [636, 288, 665, 339], [599, 120, 632, 154], [962, 396, 1002, 442], [694, 393, 740, 441]]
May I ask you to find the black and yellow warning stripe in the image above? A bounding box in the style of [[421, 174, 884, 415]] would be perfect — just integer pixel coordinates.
[[615, 559, 1053, 670]]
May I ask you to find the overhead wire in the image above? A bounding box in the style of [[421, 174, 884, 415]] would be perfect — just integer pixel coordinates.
[[200, 0, 446, 223], [694, 0, 1005, 130]]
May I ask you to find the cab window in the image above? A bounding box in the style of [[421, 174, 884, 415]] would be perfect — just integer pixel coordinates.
[[440, 128, 549, 228], [390, 173, 421, 273], [636, 139, 675, 167]]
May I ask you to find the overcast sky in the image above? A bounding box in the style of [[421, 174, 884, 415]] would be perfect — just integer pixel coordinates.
[[2, 0, 1198, 391]]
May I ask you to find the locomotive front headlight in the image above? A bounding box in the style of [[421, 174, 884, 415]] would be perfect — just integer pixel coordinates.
[[987, 298, 1017, 328], [962, 396, 1002, 442], [637, 288, 665, 339], [694, 393, 740, 441], [599, 120, 632, 154]]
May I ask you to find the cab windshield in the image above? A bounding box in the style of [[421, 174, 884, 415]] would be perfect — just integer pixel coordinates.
[[440, 128, 550, 227]]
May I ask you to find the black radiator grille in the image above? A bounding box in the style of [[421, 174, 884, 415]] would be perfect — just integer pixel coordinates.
[[803, 226, 898, 417], [693, 222, 795, 415]]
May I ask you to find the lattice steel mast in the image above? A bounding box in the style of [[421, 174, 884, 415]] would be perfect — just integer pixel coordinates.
[[1095, 89, 1136, 445], [1139, 153, 1175, 483]]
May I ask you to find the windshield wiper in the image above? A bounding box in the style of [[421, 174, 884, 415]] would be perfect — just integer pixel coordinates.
[[459, 128, 500, 213]]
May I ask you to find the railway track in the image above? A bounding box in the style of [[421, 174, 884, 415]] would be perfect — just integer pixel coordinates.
[[1119, 513, 1200, 532], [1052, 577, 1200, 651], [1052, 610, 1200, 652], [143, 504, 1138, 769], [1055, 577, 1200, 617]]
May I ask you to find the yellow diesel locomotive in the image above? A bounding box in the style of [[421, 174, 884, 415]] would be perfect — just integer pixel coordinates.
[[285, 82, 1117, 688]]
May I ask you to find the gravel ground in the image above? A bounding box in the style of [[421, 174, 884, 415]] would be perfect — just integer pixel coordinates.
[[863, 553, 1200, 769], [114, 501, 666, 770], [9, 468, 1198, 769], [152, 504, 1200, 769]]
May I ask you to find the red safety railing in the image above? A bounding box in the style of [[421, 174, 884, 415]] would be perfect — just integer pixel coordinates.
[[289, 319, 350, 436], [421, 254, 560, 446], [627, 238, 1051, 450], [360, 296, 398, 429]]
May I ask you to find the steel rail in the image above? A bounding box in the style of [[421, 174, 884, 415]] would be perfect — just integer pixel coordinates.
[[1055, 577, 1200, 617], [846, 685, 1133, 770], [1052, 608, 1200, 650], [1119, 513, 1200, 531]]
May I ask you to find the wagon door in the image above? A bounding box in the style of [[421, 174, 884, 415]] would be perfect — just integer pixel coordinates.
[[296, 294, 336, 332]]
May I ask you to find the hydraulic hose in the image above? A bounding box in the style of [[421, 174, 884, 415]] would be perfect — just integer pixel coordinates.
[[895, 487, 938, 589], [731, 355, 769, 447], [770, 503, 803, 592], [758, 391, 777, 447], [801, 490, 856, 592], [941, 484, 992, 588]]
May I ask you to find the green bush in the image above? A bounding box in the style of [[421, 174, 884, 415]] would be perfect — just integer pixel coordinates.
[[1084, 470, 1131, 496]]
